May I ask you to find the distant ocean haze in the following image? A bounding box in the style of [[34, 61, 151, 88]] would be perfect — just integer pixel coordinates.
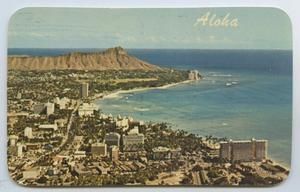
[[8, 48, 292, 166], [8, 48, 292, 72]]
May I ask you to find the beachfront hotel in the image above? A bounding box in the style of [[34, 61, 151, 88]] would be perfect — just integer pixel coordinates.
[[123, 127, 145, 151], [78, 103, 98, 117], [219, 138, 268, 162]]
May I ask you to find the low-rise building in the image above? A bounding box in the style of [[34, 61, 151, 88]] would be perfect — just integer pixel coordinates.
[[104, 132, 121, 147], [74, 151, 86, 159], [23, 168, 40, 179], [78, 103, 98, 117], [91, 143, 107, 157], [26, 143, 40, 150], [152, 146, 182, 160], [152, 146, 171, 160], [39, 124, 58, 131], [33, 103, 45, 114]]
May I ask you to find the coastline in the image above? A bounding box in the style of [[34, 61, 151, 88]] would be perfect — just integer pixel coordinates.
[[92, 79, 194, 100], [91, 80, 290, 170]]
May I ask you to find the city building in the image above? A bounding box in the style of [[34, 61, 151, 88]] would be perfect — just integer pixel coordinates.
[[91, 143, 107, 157], [39, 124, 58, 131], [78, 103, 98, 117], [188, 70, 201, 80], [104, 132, 121, 147], [54, 97, 70, 110], [80, 83, 89, 98], [74, 151, 86, 159], [123, 130, 144, 151], [152, 146, 171, 160], [109, 146, 119, 161], [17, 143, 23, 157], [45, 102, 55, 115], [219, 138, 268, 162], [128, 126, 139, 134], [152, 146, 182, 160], [26, 143, 40, 150], [33, 103, 45, 114], [9, 135, 19, 146], [23, 168, 41, 179], [24, 127, 33, 139], [116, 118, 129, 131]]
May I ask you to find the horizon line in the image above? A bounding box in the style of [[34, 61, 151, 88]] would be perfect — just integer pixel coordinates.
[[7, 47, 292, 51]]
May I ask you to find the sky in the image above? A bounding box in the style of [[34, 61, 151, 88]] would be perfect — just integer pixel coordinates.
[[8, 7, 292, 49]]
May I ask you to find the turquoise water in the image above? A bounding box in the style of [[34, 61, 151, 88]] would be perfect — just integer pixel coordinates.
[[9, 49, 292, 166], [95, 50, 292, 166]]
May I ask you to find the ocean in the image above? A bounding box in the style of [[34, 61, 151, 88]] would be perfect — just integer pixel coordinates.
[[8, 48, 293, 166]]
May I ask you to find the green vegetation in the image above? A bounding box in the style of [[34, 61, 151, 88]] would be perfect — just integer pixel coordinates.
[[8, 69, 189, 102]]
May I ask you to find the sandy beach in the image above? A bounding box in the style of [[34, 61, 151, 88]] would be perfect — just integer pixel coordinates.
[[99, 80, 194, 100]]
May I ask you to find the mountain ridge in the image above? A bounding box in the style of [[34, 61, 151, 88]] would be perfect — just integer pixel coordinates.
[[8, 47, 162, 71]]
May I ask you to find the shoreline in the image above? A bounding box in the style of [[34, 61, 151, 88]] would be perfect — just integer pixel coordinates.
[[89, 79, 290, 170], [92, 79, 194, 100]]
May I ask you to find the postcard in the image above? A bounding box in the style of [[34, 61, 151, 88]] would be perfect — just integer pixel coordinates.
[[7, 7, 292, 187]]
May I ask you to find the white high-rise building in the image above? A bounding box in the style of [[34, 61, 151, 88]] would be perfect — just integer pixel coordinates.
[[17, 143, 23, 157], [219, 138, 268, 162], [45, 102, 55, 115], [80, 83, 89, 98], [9, 135, 19, 146], [24, 127, 33, 139]]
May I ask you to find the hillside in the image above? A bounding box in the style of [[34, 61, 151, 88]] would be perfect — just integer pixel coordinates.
[[8, 47, 162, 71]]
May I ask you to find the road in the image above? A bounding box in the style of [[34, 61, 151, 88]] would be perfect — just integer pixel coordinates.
[[23, 100, 81, 170], [58, 100, 80, 150]]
